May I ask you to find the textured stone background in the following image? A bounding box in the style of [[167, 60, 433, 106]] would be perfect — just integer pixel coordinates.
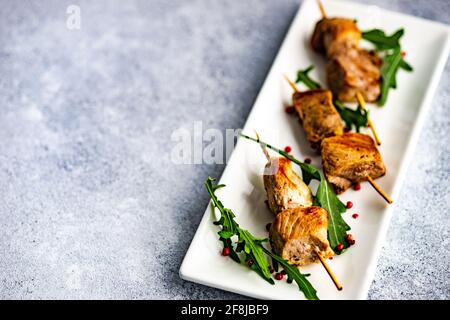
[[0, 0, 448, 299]]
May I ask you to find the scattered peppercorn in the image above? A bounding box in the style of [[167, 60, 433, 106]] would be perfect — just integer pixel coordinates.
[[346, 201, 353, 209], [304, 158, 312, 164], [354, 182, 361, 191], [401, 51, 406, 57], [345, 234, 356, 246], [265, 223, 272, 232], [352, 213, 359, 219], [222, 247, 230, 256], [247, 259, 254, 267], [285, 106, 295, 114], [275, 273, 284, 280], [329, 256, 333, 260], [284, 146, 292, 153]]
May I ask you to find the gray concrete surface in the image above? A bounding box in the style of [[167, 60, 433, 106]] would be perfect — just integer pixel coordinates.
[[0, 0, 448, 299]]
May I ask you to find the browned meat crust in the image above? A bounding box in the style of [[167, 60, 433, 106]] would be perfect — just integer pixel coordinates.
[[311, 18, 361, 56], [263, 157, 313, 214], [270, 206, 334, 266], [326, 46, 381, 102], [293, 89, 344, 148], [320, 133, 386, 194]]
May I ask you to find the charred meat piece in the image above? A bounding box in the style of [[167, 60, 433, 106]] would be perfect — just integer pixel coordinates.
[[326, 46, 381, 102], [311, 18, 361, 56], [270, 206, 334, 266], [293, 89, 344, 148], [321, 133, 386, 194], [264, 157, 313, 214]]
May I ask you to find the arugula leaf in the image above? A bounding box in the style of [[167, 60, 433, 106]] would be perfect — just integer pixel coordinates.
[[362, 28, 413, 106], [262, 247, 318, 300], [240, 134, 351, 253], [206, 178, 241, 263], [379, 47, 403, 106], [205, 177, 318, 299], [238, 229, 273, 282], [334, 100, 369, 132], [294, 66, 369, 132], [362, 28, 404, 50], [399, 58, 413, 71], [206, 177, 272, 278], [315, 178, 350, 250], [295, 65, 321, 89]]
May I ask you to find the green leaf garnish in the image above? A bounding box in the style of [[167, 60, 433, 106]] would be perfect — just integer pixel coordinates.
[[315, 176, 350, 251], [262, 247, 318, 300], [334, 100, 369, 132], [205, 177, 318, 299], [379, 47, 403, 106], [399, 58, 413, 71], [362, 28, 413, 106], [361, 28, 404, 51], [295, 65, 321, 89], [240, 134, 351, 252], [295, 66, 369, 131]]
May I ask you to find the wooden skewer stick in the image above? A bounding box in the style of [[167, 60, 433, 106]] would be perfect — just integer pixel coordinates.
[[283, 74, 299, 93], [356, 92, 381, 146], [254, 130, 271, 161], [314, 249, 342, 291], [317, 0, 327, 18], [367, 176, 393, 204]]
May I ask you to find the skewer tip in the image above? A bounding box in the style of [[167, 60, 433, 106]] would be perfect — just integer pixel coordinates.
[[317, 0, 327, 19], [253, 129, 261, 141], [253, 130, 271, 161], [283, 74, 299, 93]]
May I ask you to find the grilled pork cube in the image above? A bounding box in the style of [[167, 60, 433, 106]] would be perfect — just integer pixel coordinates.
[[321, 133, 386, 194], [311, 18, 361, 56], [264, 157, 313, 214], [270, 206, 334, 266], [293, 89, 344, 148], [326, 46, 381, 102]]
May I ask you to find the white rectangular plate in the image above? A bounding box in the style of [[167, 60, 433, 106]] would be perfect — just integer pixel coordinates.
[[180, 0, 450, 299]]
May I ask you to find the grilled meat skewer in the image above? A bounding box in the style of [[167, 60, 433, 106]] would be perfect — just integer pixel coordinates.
[[256, 136, 341, 288], [321, 132, 386, 194], [311, 17, 381, 102], [259, 142, 334, 266], [270, 206, 335, 266], [285, 76, 389, 200]]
